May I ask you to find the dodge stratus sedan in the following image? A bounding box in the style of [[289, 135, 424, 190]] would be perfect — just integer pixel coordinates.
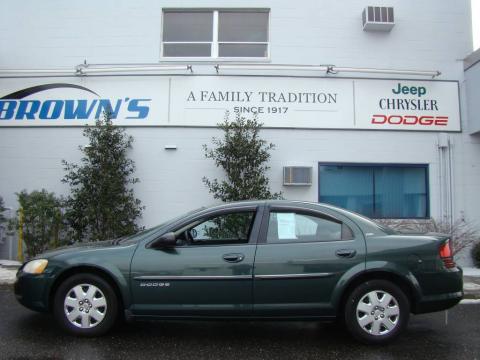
[[14, 201, 463, 344]]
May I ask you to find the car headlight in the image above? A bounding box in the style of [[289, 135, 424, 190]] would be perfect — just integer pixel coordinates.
[[22, 259, 49, 274]]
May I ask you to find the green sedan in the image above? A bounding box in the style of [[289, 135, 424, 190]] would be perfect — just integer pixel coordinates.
[[14, 200, 463, 344]]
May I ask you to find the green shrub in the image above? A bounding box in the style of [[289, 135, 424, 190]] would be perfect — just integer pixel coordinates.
[[15, 189, 65, 258], [472, 242, 480, 268]]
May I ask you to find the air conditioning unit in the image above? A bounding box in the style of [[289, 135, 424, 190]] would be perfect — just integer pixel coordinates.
[[283, 167, 312, 186], [362, 6, 394, 32]]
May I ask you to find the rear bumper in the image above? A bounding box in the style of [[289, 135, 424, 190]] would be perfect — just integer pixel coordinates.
[[412, 267, 463, 314], [14, 271, 52, 313], [412, 290, 463, 314]]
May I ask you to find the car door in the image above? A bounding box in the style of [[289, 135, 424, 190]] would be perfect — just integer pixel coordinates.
[[253, 205, 366, 317], [130, 205, 262, 316]]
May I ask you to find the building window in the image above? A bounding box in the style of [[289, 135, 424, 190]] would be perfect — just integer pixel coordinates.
[[162, 10, 269, 59], [319, 164, 429, 219]]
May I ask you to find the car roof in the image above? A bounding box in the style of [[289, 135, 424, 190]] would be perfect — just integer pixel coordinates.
[[203, 199, 336, 211], [201, 200, 390, 235]]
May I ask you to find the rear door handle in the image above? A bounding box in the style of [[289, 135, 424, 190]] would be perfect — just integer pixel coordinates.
[[222, 253, 245, 263], [335, 249, 356, 258]]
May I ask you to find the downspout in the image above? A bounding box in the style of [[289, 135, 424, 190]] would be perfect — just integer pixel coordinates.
[[437, 133, 453, 226]]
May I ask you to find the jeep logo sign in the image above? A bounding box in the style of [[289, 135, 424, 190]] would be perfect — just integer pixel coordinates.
[[392, 82, 427, 97]]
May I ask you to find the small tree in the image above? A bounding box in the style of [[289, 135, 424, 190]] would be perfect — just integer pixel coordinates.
[[14, 189, 64, 258], [0, 196, 6, 224], [62, 112, 143, 242], [203, 112, 281, 202]]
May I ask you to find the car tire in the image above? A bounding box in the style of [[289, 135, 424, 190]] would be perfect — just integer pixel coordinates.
[[344, 280, 410, 344], [53, 273, 118, 336]]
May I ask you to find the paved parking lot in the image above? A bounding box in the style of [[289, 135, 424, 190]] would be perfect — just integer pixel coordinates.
[[0, 286, 479, 360]]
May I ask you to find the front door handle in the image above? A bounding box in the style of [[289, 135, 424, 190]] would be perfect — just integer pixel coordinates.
[[222, 253, 245, 263], [335, 249, 356, 258]]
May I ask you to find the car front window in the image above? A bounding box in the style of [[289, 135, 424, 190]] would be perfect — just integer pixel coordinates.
[[177, 211, 255, 246]]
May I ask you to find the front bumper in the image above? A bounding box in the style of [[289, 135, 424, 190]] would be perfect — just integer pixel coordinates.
[[14, 271, 53, 313]]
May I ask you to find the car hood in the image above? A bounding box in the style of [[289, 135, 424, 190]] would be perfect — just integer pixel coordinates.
[[37, 237, 140, 259]]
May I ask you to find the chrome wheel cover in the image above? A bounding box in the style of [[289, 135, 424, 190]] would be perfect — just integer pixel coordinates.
[[64, 284, 107, 328], [356, 290, 400, 336]]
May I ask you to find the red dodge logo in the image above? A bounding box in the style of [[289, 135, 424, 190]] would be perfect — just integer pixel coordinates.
[[371, 114, 448, 126]]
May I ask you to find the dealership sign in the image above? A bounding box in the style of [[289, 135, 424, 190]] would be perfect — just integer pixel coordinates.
[[0, 76, 460, 131], [354, 79, 459, 131]]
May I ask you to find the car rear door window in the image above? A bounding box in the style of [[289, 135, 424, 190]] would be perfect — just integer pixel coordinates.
[[266, 212, 354, 243]]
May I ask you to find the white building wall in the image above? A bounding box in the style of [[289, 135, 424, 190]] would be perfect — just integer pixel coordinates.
[[0, 126, 463, 223], [0, 0, 473, 72], [465, 50, 480, 134], [0, 1, 478, 264]]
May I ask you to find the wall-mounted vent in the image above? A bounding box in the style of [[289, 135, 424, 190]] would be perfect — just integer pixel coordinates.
[[283, 167, 312, 186], [362, 6, 394, 32]]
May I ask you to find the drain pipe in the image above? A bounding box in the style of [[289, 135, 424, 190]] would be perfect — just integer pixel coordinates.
[[437, 133, 453, 226]]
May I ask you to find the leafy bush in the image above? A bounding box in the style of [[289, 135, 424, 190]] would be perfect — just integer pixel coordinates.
[[62, 112, 143, 242], [14, 189, 64, 258], [472, 242, 480, 268], [203, 112, 282, 202]]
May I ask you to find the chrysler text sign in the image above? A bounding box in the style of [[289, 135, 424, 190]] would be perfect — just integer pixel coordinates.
[[0, 76, 460, 131]]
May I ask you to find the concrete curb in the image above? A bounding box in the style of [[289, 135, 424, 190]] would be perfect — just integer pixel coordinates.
[[0, 260, 21, 272], [460, 299, 480, 304], [0, 268, 16, 285]]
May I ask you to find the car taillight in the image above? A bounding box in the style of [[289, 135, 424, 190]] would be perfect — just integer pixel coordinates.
[[439, 239, 456, 269]]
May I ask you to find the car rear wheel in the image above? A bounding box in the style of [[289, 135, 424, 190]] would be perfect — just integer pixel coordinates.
[[344, 280, 410, 344], [53, 273, 118, 336]]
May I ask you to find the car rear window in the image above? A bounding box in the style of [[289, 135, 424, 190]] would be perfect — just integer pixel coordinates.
[[266, 212, 354, 243]]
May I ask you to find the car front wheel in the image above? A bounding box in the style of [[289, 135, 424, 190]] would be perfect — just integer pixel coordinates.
[[53, 273, 118, 336], [344, 280, 410, 344]]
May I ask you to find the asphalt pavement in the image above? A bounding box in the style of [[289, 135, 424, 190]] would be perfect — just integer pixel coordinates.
[[0, 286, 479, 360]]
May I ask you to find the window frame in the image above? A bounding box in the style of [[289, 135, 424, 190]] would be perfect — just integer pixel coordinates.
[[260, 207, 356, 245], [160, 8, 271, 62], [170, 208, 259, 247], [318, 162, 430, 220]]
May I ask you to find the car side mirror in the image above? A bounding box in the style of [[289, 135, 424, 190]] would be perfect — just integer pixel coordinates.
[[150, 232, 177, 249]]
